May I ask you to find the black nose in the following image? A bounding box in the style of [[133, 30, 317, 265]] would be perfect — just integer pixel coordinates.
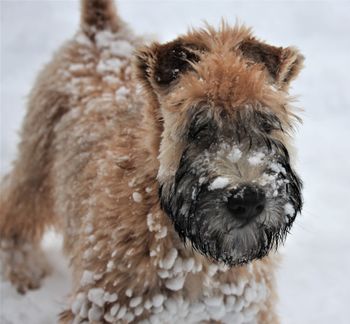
[[227, 185, 266, 222]]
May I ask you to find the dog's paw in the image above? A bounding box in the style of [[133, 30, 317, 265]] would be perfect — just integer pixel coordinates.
[[0, 240, 51, 294]]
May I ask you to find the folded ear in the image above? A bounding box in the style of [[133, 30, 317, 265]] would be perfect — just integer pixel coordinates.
[[239, 38, 304, 90], [135, 40, 200, 92]]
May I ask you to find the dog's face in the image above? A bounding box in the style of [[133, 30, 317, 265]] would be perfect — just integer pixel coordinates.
[[135, 24, 303, 266]]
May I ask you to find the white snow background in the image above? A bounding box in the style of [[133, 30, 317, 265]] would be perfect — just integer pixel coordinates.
[[1, 0, 350, 323]]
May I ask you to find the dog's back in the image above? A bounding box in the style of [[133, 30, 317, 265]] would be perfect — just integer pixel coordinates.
[[0, 0, 146, 292]]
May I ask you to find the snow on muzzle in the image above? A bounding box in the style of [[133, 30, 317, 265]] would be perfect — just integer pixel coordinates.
[[160, 136, 303, 266]]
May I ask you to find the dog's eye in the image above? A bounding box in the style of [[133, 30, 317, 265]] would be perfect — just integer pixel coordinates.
[[188, 118, 217, 150], [256, 112, 282, 134], [189, 123, 211, 140], [259, 120, 274, 134]]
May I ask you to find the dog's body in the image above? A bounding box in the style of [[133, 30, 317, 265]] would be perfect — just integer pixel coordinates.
[[0, 1, 303, 323]]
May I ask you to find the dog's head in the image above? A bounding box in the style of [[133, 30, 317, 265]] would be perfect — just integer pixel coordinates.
[[135, 23, 304, 266]]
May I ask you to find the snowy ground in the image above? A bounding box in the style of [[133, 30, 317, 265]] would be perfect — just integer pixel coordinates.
[[1, 0, 350, 323]]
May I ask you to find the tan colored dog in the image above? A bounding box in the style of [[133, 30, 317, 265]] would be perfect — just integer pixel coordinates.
[[0, 1, 304, 323]]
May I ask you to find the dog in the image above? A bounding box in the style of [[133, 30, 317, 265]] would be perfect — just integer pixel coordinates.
[[0, 0, 303, 323]]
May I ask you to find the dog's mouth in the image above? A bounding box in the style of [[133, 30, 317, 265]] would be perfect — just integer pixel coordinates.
[[176, 185, 299, 266]]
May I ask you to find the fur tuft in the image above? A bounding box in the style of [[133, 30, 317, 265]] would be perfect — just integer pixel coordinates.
[[80, 0, 120, 36]]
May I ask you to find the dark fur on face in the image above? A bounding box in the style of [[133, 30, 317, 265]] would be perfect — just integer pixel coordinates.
[[160, 108, 303, 266]]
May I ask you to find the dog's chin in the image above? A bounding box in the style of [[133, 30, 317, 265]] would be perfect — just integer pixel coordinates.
[[181, 207, 289, 267], [189, 225, 284, 266], [161, 183, 299, 266]]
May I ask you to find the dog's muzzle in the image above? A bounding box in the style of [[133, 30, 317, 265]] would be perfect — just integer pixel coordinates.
[[159, 113, 303, 266]]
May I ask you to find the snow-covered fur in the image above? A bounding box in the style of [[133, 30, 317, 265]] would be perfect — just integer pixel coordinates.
[[0, 0, 304, 323]]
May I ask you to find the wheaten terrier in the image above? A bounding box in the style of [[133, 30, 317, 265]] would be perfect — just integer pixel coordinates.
[[0, 0, 304, 323]]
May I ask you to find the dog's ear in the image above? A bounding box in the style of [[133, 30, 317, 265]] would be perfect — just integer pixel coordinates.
[[239, 38, 304, 90], [135, 40, 200, 91]]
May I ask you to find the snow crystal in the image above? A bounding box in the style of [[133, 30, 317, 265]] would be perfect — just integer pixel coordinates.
[[115, 86, 130, 101], [135, 306, 144, 316], [226, 295, 237, 306], [207, 304, 226, 320], [145, 187, 152, 193], [128, 178, 136, 188], [242, 303, 259, 320], [165, 275, 186, 291], [125, 312, 135, 322], [199, 176, 206, 184], [144, 299, 152, 310], [173, 257, 183, 273], [106, 260, 115, 272], [94, 273, 103, 280], [244, 286, 258, 303], [69, 63, 85, 72], [104, 313, 115, 323], [163, 298, 177, 314], [193, 261, 203, 273], [132, 192, 142, 203], [153, 305, 165, 314], [80, 270, 95, 286], [158, 270, 170, 279], [220, 284, 232, 295], [84, 223, 93, 234], [116, 305, 127, 319], [95, 30, 115, 48], [79, 299, 89, 318], [110, 40, 134, 57], [207, 264, 218, 277], [248, 151, 266, 166], [126, 248, 136, 256], [130, 296, 142, 308], [103, 75, 119, 85], [88, 304, 103, 321], [75, 33, 92, 46], [204, 296, 223, 307], [110, 304, 120, 316], [96, 58, 123, 74], [191, 302, 205, 314], [232, 296, 245, 312], [284, 202, 295, 216], [228, 147, 242, 162], [183, 258, 195, 272], [88, 288, 105, 307], [191, 188, 197, 200], [230, 280, 247, 296], [88, 235, 96, 243], [147, 213, 157, 232], [208, 177, 230, 191], [152, 294, 165, 308], [155, 226, 167, 239], [159, 248, 178, 269], [93, 241, 103, 252], [71, 292, 86, 315], [270, 162, 286, 175], [126, 288, 133, 297], [104, 292, 118, 303]]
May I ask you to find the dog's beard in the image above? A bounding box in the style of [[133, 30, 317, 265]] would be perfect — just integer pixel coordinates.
[[185, 189, 296, 265], [160, 139, 303, 266]]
